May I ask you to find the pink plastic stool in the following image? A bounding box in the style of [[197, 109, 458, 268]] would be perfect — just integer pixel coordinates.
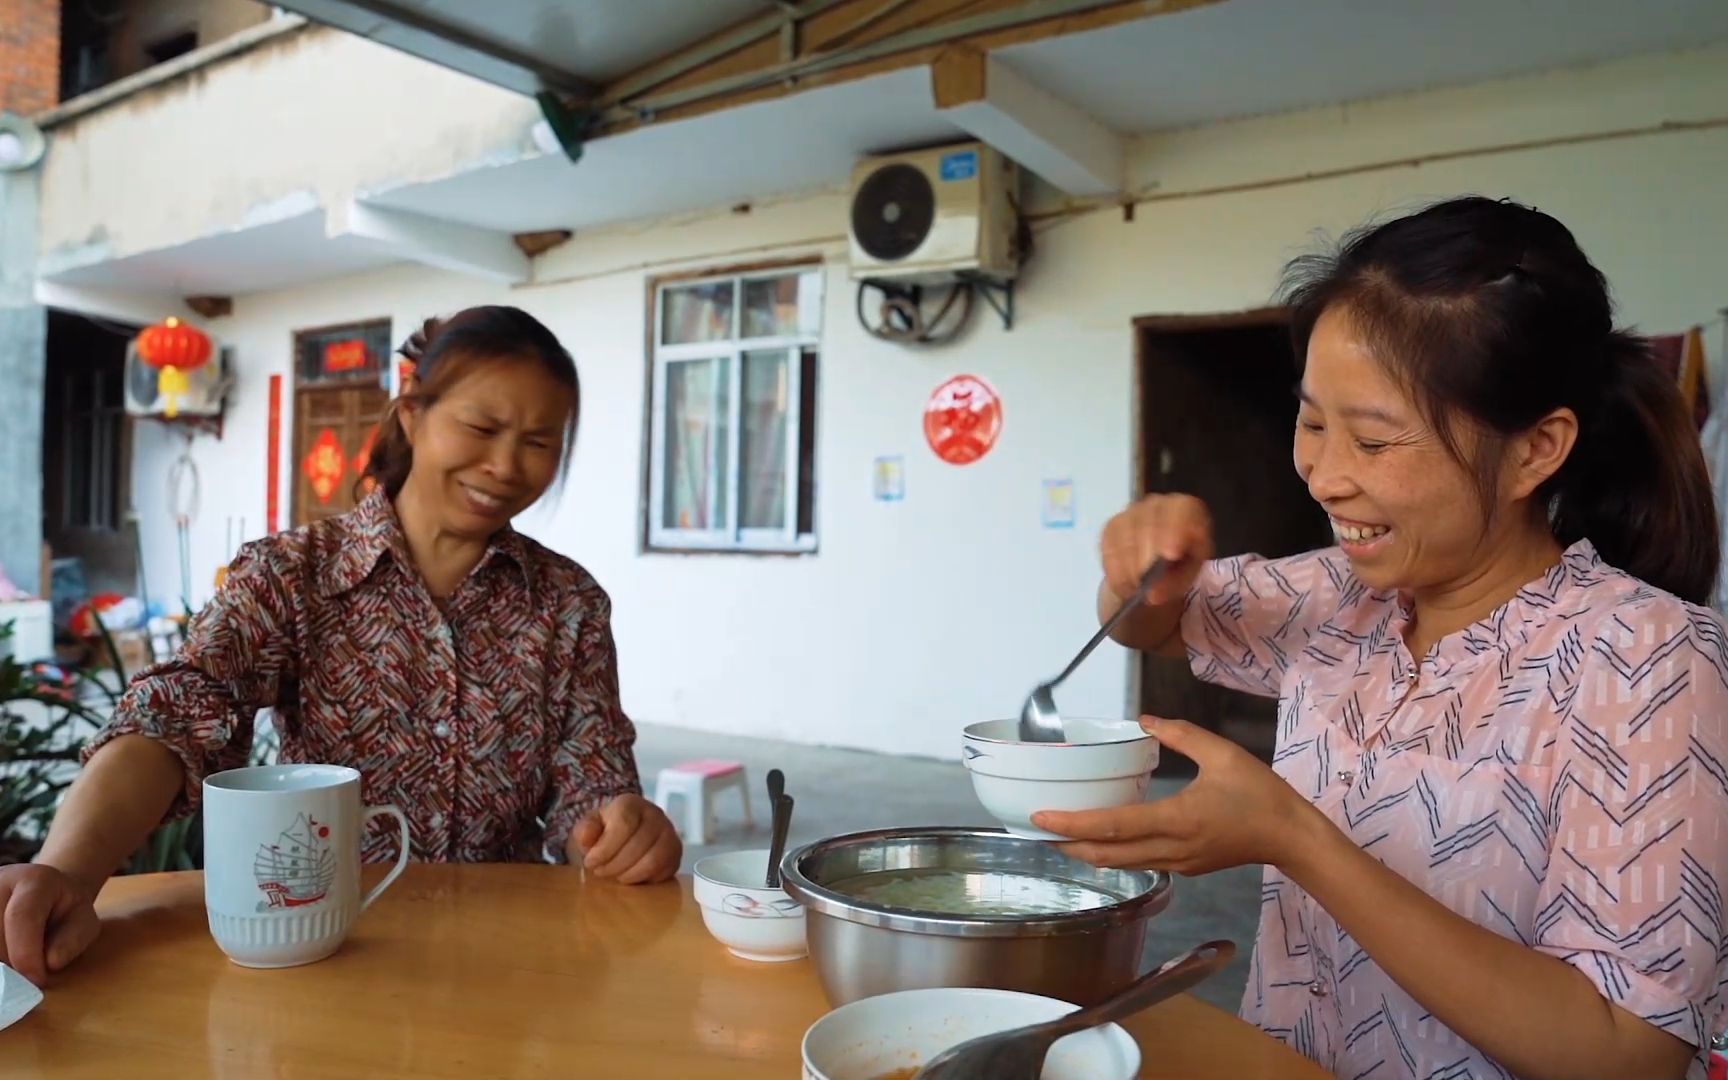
[[652, 759, 752, 844]]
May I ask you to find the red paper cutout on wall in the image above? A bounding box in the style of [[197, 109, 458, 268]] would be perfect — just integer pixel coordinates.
[[303, 428, 345, 503], [924, 374, 1003, 466]]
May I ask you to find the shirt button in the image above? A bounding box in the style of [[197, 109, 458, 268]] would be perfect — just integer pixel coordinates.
[[433, 722, 452, 739], [1336, 769, 1355, 785], [1308, 979, 1329, 997], [430, 812, 445, 829]]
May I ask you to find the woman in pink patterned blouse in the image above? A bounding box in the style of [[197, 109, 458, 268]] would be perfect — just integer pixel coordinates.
[[1038, 198, 1728, 1080], [0, 306, 680, 988]]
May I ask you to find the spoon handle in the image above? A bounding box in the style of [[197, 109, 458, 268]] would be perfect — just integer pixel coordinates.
[[1050, 559, 1168, 687], [1036, 940, 1235, 1040], [765, 794, 793, 888]]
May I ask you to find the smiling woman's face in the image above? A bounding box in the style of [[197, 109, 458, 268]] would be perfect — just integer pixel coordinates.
[[401, 355, 573, 539], [1292, 305, 1501, 593]]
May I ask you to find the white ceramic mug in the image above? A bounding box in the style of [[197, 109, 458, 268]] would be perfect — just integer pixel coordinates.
[[202, 763, 409, 968]]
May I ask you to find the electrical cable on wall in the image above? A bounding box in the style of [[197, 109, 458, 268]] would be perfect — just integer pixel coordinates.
[[855, 278, 977, 345], [166, 438, 199, 614]]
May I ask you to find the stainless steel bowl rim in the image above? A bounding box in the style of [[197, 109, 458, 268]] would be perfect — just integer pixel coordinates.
[[778, 826, 1173, 938]]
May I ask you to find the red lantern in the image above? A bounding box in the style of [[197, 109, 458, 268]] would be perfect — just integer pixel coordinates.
[[134, 317, 213, 419], [136, 317, 213, 372]]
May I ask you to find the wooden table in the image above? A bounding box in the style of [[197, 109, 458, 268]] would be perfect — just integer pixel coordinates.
[[9, 865, 1327, 1078]]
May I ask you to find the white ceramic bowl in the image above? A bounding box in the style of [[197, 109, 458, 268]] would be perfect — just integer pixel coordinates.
[[962, 718, 1158, 840], [801, 986, 1141, 1080], [692, 848, 808, 962]]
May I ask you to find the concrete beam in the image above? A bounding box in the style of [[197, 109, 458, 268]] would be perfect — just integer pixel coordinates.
[[328, 200, 530, 285], [33, 280, 193, 327], [932, 46, 1123, 197]]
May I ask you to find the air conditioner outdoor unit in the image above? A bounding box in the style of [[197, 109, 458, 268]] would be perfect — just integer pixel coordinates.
[[124, 344, 232, 419], [847, 141, 1019, 283]]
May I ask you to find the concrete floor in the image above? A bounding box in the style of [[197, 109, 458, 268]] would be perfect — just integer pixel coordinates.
[[634, 722, 1259, 1013]]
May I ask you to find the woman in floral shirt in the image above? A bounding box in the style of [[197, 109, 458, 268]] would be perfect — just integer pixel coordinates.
[[0, 306, 679, 987], [1041, 198, 1728, 1079]]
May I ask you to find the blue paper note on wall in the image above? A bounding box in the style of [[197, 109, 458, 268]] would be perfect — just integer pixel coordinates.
[[874, 456, 905, 502], [1042, 479, 1076, 528]]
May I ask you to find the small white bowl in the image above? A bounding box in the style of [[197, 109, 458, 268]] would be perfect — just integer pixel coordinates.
[[692, 848, 808, 962], [801, 986, 1141, 1080], [962, 718, 1158, 840]]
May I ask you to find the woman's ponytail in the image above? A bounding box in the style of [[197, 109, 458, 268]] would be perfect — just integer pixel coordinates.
[[1549, 331, 1719, 605], [358, 318, 439, 500]]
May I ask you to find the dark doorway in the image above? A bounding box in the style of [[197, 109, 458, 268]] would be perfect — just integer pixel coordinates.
[[1136, 310, 1333, 773], [42, 309, 139, 600]]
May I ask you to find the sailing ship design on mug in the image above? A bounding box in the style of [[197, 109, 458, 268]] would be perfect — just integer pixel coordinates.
[[254, 813, 338, 911]]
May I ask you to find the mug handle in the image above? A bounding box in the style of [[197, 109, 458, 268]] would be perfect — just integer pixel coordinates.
[[359, 803, 410, 912]]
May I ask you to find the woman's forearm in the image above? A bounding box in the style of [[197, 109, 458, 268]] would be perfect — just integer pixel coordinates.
[[1097, 578, 1186, 658], [34, 735, 185, 896], [1282, 805, 1693, 1080]]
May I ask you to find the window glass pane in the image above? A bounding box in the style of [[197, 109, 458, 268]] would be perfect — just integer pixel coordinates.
[[297, 322, 391, 386], [661, 357, 731, 531], [97, 367, 122, 408], [70, 371, 95, 411], [740, 349, 789, 530], [662, 281, 735, 345], [101, 411, 124, 530], [742, 275, 801, 340], [66, 419, 91, 527], [797, 269, 823, 338]]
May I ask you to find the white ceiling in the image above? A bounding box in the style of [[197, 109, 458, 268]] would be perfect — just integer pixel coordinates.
[[368, 0, 1728, 236], [1002, 0, 1728, 132], [45, 0, 1728, 297], [370, 66, 961, 234], [46, 212, 401, 296]]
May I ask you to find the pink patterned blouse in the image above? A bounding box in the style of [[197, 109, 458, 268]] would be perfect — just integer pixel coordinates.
[[1182, 540, 1728, 1079], [84, 490, 641, 865]]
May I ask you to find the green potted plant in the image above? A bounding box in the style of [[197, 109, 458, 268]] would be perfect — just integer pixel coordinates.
[[0, 618, 273, 872]]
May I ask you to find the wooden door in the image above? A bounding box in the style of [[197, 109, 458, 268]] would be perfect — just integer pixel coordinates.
[[292, 385, 389, 527]]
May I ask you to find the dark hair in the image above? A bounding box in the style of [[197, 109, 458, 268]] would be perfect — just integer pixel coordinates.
[[1279, 196, 1718, 604], [363, 305, 580, 500]]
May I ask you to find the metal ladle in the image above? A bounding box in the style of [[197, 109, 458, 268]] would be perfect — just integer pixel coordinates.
[[1018, 559, 1169, 743], [911, 939, 1235, 1080]]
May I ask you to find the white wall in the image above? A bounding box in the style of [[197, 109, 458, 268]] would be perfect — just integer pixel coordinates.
[[129, 45, 1728, 760]]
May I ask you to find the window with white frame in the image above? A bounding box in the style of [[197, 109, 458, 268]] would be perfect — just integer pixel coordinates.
[[648, 266, 822, 553]]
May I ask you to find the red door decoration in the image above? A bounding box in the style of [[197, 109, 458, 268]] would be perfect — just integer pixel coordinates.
[[323, 339, 368, 373], [353, 425, 378, 495], [924, 374, 1003, 466], [303, 428, 345, 503], [266, 375, 283, 532]]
